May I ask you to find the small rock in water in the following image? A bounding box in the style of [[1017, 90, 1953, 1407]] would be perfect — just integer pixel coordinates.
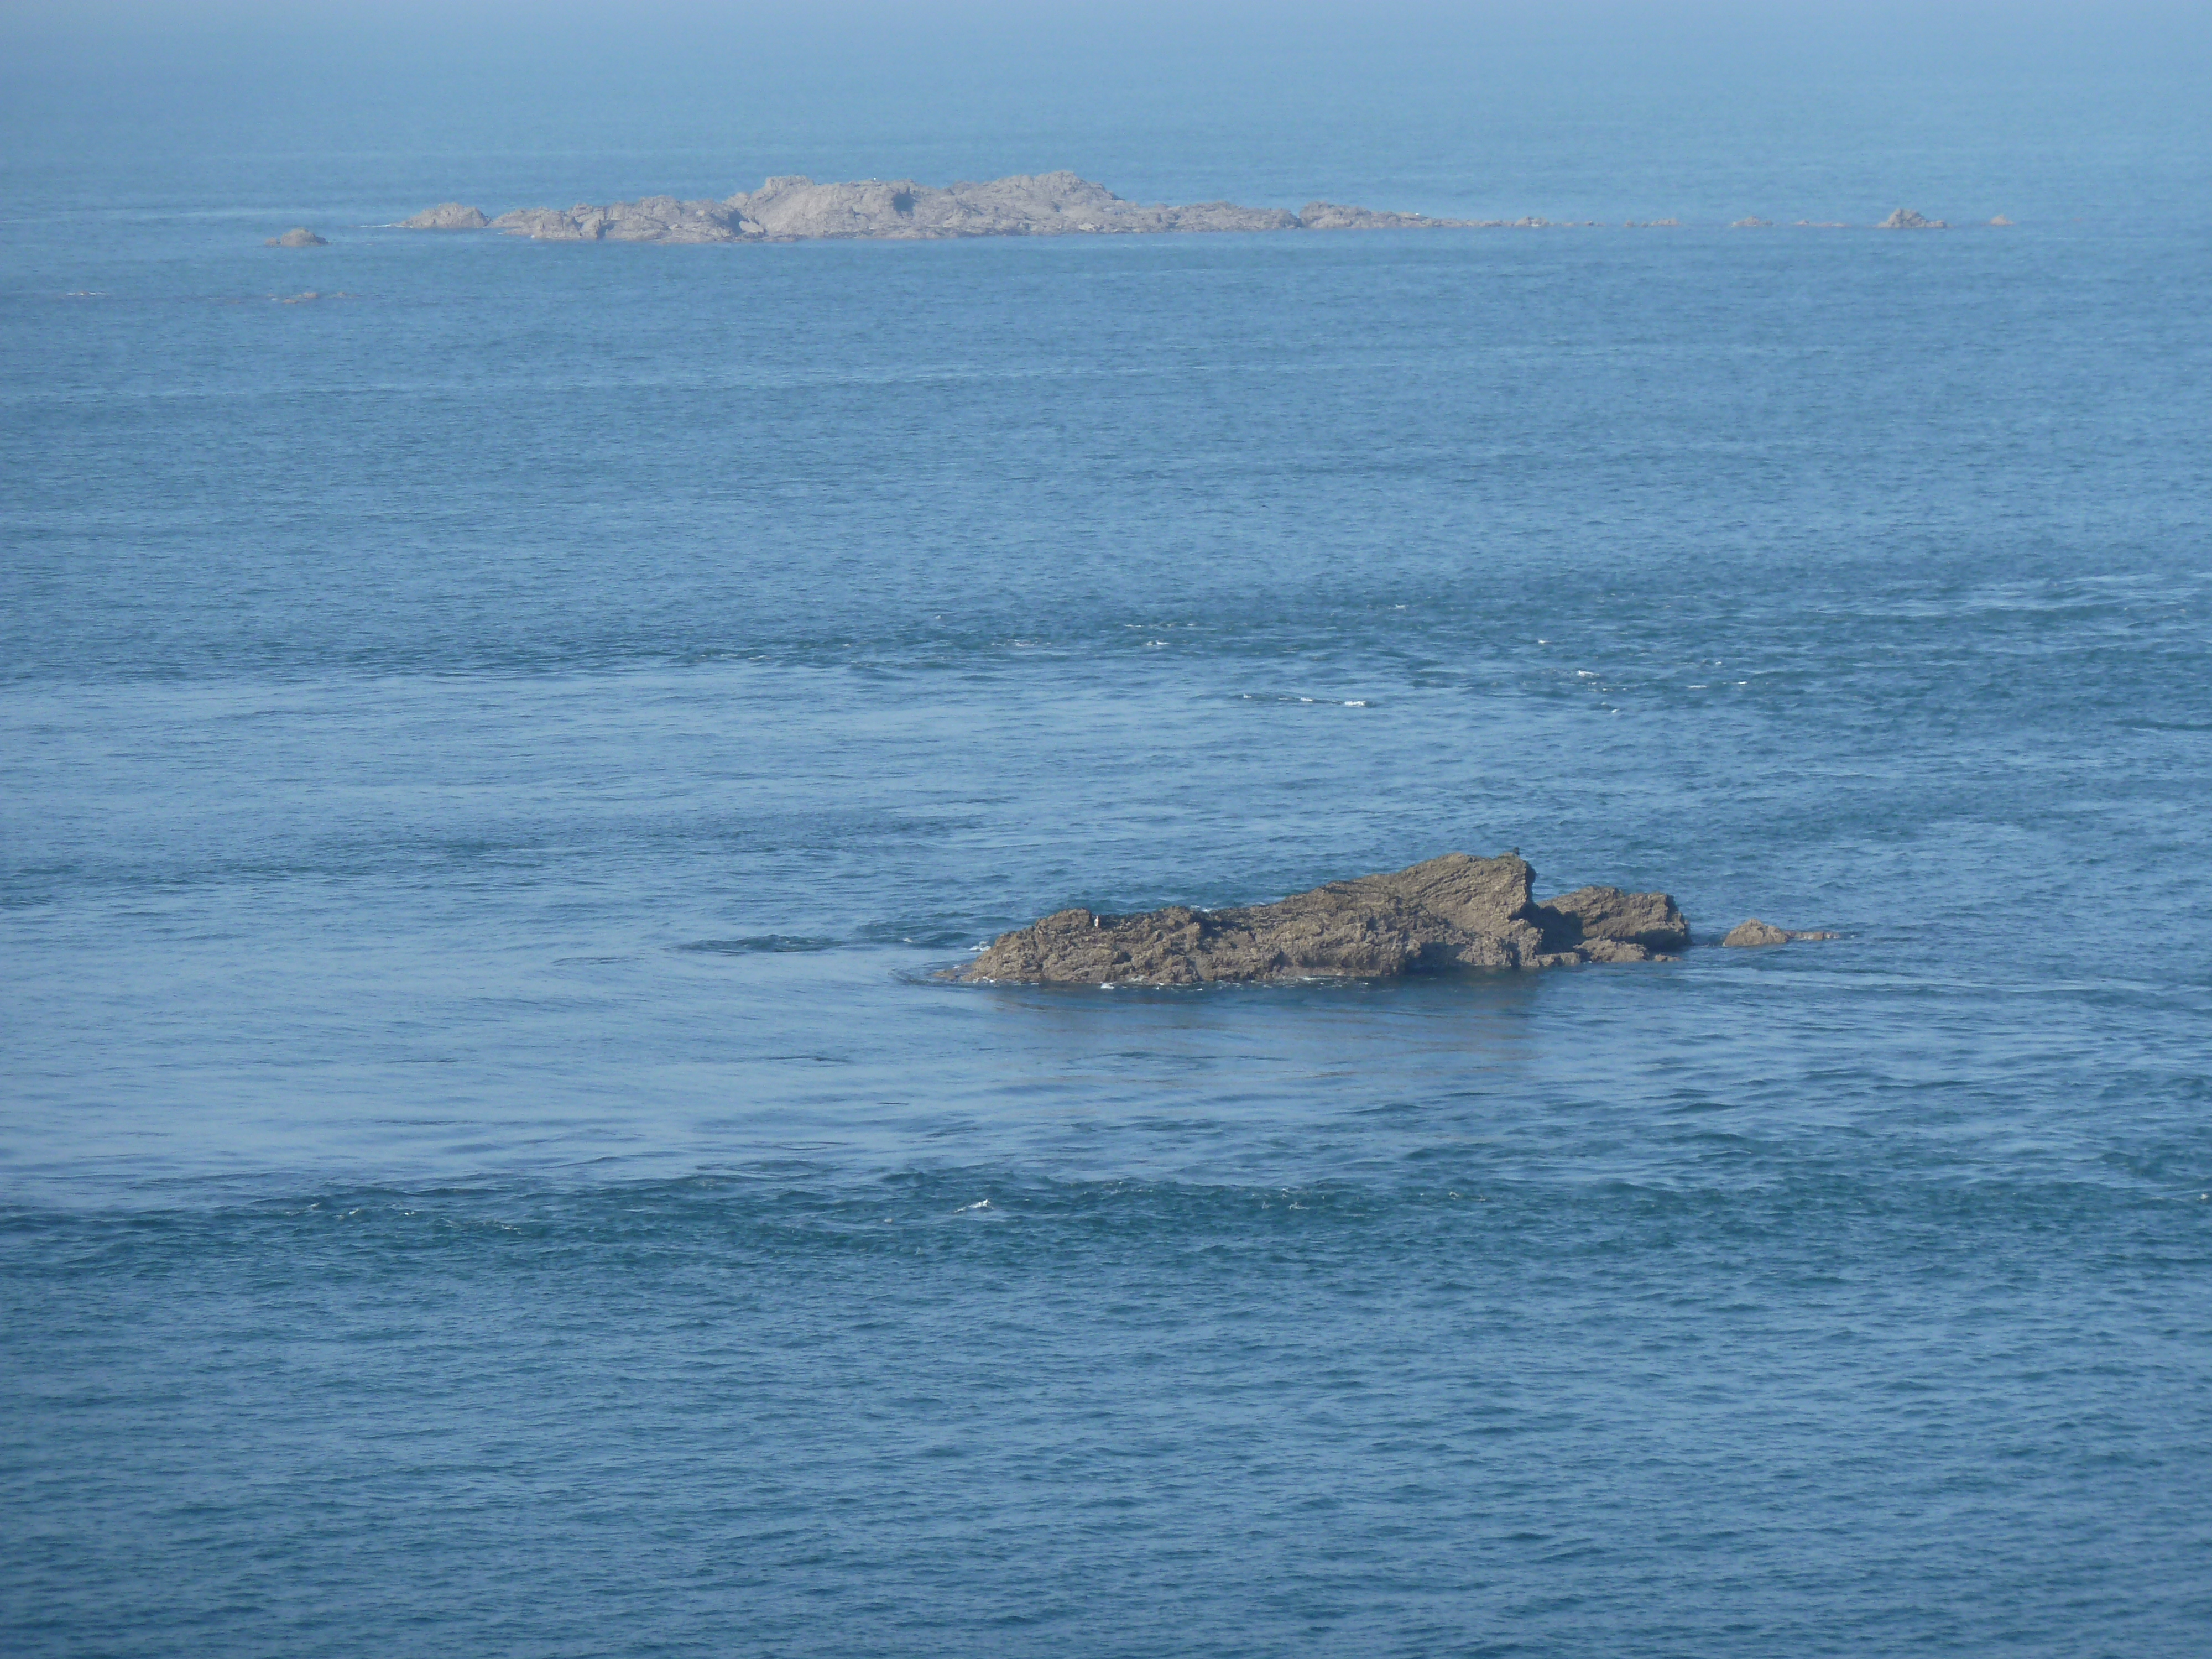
[[1722, 919, 1839, 947], [266, 227, 326, 247], [1878, 208, 1948, 229], [959, 853, 1691, 985]]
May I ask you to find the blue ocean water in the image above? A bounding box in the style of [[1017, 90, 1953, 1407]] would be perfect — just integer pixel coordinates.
[[4, 33, 2212, 1655]]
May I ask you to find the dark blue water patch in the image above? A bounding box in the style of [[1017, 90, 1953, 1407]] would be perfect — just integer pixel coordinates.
[[673, 935, 844, 954], [8, 216, 2210, 686], [857, 918, 997, 950], [4, 1172, 2209, 1657]]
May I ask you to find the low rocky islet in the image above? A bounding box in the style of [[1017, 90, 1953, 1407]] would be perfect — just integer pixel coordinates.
[[957, 853, 1696, 986], [394, 177, 1999, 245], [399, 172, 1485, 243]]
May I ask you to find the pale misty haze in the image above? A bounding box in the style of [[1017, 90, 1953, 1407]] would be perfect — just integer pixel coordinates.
[[4, 1, 2209, 221]]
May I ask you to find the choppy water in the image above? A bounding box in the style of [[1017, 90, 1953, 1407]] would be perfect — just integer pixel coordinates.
[[4, 48, 2211, 1656]]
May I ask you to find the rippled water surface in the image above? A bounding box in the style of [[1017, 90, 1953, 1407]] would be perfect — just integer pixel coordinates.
[[4, 58, 2211, 1656]]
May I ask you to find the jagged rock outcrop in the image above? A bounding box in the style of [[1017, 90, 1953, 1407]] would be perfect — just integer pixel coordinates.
[[1879, 208, 1947, 229], [1721, 919, 1839, 947], [400, 203, 490, 229], [266, 228, 326, 247], [1297, 201, 1475, 230], [959, 853, 1689, 985], [489, 195, 762, 242]]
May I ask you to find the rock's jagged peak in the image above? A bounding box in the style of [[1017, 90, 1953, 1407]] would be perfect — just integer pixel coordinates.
[[400, 173, 1498, 244], [957, 852, 1693, 987]]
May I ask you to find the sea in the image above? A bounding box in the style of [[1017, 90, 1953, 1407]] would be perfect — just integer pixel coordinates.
[[3, 18, 2210, 1655]]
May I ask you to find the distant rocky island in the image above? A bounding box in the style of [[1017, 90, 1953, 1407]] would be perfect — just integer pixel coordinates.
[[399, 171, 1575, 243], [393, 176, 1992, 248]]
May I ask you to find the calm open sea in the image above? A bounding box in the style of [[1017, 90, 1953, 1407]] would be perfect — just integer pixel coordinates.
[[3, 39, 2210, 1656]]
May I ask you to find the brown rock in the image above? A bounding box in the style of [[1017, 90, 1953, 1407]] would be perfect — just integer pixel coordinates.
[[1539, 885, 1691, 953], [266, 228, 326, 247], [1722, 919, 1839, 947], [959, 853, 1688, 985]]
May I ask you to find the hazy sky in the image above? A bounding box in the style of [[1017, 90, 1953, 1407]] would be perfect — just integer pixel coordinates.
[[10, 1, 2209, 81], [3, 2, 2204, 221]]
